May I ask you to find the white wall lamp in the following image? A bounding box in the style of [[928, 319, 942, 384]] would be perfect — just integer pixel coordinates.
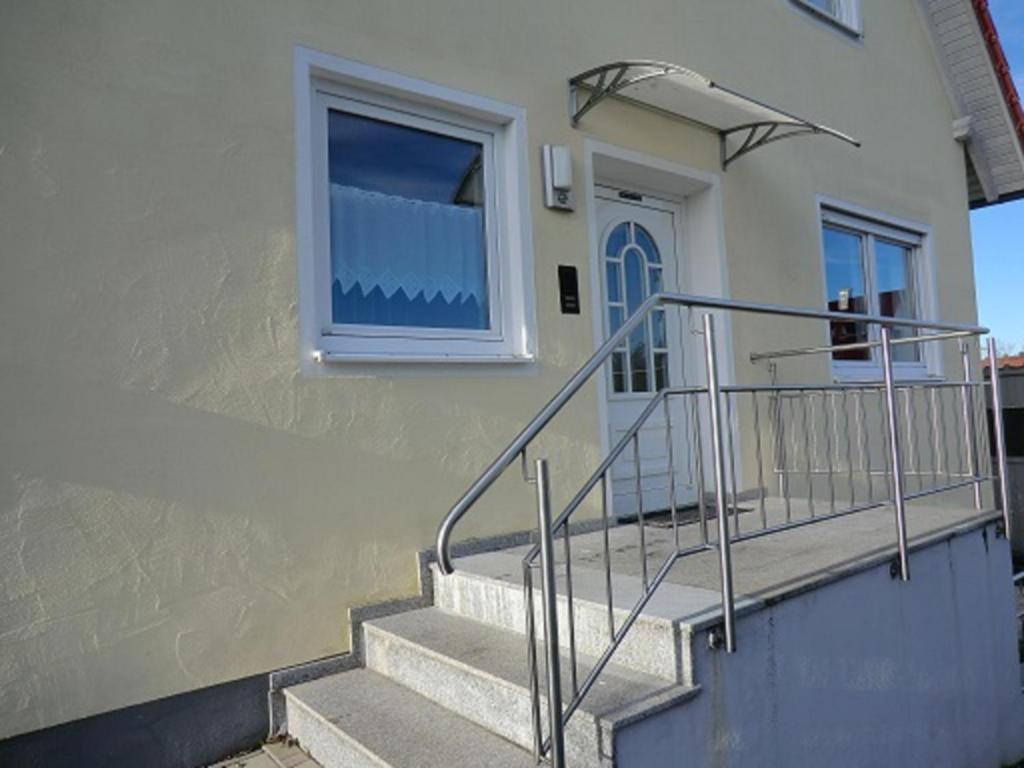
[[542, 144, 574, 211]]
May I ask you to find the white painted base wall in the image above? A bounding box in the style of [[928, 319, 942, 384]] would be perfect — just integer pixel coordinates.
[[616, 522, 1024, 768]]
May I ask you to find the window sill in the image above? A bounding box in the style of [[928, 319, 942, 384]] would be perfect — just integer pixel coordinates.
[[790, 0, 863, 39], [831, 364, 935, 384], [312, 349, 536, 365]]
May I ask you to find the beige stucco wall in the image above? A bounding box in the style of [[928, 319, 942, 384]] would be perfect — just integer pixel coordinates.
[[0, 0, 979, 739]]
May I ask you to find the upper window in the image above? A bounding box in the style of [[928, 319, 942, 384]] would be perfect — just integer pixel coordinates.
[[821, 207, 927, 377], [792, 0, 862, 36], [295, 48, 534, 366]]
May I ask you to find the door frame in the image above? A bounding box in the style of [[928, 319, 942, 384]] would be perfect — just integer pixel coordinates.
[[582, 139, 737, 506]]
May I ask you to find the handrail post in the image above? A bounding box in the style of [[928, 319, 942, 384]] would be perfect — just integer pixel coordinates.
[[961, 342, 984, 510], [703, 313, 737, 652], [881, 328, 911, 581], [534, 459, 566, 768], [522, 561, 542, 763], [988, 339, 1012, 539]]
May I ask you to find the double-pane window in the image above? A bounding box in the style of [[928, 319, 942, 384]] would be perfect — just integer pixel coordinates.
[[822, 210, 924, 371], [297, 53, 535, 365]]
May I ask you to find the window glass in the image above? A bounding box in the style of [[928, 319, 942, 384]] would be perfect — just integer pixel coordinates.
[[793, 0, 860, 33], [805, 0, 838, 15], [605, 223, 629, 393], [625, 248, 648, 391], [823, 226, 870, 361], [604, 221, 668, 393], [606, 261, 622, 303], [327, 109, 489, 330], [875, 240, 919, 362], [612, 351, 627, 394], [634, 226, 661, 264], [654, 352, 668, 391], [605, 223, 628, 259]]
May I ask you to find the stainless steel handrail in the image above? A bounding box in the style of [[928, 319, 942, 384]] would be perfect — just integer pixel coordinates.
[[988, 337, 1012, 539], [435, 291, 987, 574], [435, 290, 1010, 768], [749, 329, 978, 363]]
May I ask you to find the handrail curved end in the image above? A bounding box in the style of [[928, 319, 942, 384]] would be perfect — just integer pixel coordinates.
[[436, 518, 456, 575]]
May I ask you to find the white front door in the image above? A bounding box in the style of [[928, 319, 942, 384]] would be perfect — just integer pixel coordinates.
[[597, 189, 697, 518]]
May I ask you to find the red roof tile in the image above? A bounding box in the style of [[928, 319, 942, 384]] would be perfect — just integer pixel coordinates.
[[983, 353, 1024, 370]]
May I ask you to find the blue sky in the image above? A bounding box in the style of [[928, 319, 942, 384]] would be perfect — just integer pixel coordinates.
[[970, 0, 1024, 347]]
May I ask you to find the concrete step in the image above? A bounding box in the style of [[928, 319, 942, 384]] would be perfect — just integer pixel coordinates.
[[284, 668, 534, 768], [433, 550, 732, 684], [362, 606, 698, 768]]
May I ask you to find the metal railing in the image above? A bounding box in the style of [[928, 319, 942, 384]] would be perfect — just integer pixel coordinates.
[[1014, 571, 1024, 677], [435, 292, 1011, 767]]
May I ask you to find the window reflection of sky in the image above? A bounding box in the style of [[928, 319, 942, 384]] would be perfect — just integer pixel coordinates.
[[874, 241, 910, 296], [328, 110, 482, 203], [804, 0, 837, 13], [326, 108, 489, 329], [823, 226, 865, 304]]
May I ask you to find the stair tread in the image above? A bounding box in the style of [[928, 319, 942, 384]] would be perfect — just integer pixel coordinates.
[[286, 668, 534, 768], [447, 550, 750, 630], [365, 606, 695, 725]]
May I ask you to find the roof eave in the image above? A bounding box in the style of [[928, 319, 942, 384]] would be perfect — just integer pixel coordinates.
[[972, 0, 1024, 160]]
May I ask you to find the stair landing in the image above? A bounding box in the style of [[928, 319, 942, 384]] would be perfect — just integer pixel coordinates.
[[455, 497, 999, 623]]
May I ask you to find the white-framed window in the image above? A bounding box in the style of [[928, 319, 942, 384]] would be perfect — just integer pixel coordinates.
[[294, 47, 535, 367], [791, 0, 862, 36], [819, 205, 933, 381]]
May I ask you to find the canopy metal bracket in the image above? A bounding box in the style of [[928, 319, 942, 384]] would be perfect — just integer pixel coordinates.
[[720, 121, 858, 170], [570, 61, 688, 126], [568, 60, 861, 171]]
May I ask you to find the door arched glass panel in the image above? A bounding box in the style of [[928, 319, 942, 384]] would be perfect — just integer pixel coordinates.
[[604, 222, 667, 394]]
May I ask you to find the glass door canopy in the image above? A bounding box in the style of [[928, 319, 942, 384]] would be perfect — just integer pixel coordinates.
[[569, 60, 860, 169]]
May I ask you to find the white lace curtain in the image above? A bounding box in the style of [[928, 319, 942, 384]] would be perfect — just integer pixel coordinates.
[[329, 184, 487, 304]]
